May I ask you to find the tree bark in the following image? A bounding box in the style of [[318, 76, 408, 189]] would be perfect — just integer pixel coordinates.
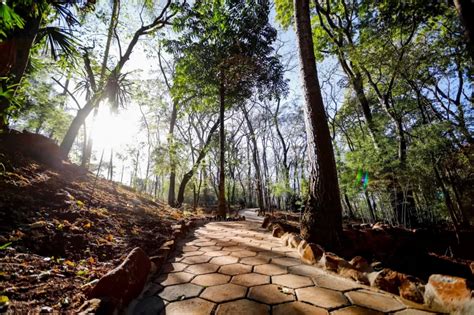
[[454, 0, 474, 62], [217, 74, 227, 217], [242, 105, 265, 214], [294, 0, 344, 250], [60, 96, 99, 155], [167, 101, 178, 206]]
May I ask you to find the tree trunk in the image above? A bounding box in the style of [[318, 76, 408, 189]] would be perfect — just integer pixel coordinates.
[[167, 101, 178, 206], [175, 120, 219, 207], [242, 105, 265, 214], [217, 74, 227, 217], [60, 97, 98, 156], [294, 0, 344, 250], [454, 0, 474, 62], [344, 193, 355, 219]]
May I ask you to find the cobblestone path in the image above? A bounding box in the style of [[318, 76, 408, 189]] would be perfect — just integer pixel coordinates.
[[146, 213, 436, 315]]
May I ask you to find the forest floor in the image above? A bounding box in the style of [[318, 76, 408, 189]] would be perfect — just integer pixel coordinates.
[[0, 132, 192, 312]]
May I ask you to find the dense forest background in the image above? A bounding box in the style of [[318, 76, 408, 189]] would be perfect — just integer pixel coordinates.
[[1, 0, 472, 231]]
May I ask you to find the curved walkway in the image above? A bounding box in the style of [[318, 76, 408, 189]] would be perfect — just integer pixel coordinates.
[[141, 212, 436, 314]]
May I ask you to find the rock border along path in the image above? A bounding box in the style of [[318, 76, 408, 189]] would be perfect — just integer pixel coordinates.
[[139, 210, 437, 314]]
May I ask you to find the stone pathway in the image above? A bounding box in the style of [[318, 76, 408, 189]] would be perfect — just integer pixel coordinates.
[[143, 210, 437, 315]]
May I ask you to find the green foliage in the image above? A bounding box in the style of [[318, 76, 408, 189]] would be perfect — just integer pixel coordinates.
[[36, 26, 80, 62], [0, 3, 24, 38], [165, 0, 287, 111], [274, 0, 293, 30]]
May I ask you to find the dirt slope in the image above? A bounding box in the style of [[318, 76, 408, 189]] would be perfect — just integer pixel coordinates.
[[0, 131, 181, 312]]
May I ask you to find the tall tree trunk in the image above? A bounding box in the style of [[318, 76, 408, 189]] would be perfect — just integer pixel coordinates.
[[60, 97, 99, 156], [294, 0, 344, 250], [454, 0, 474, 62], [167, 102, 178, 206], [242, 105, 265, 214], [344, 193, 355, 219], [217, 74, 226, 217], [365, 190, 376, 222]]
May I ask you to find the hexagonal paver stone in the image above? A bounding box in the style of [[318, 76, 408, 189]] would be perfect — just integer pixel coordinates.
[[200, 283, 247, 303], [182, 245, 199, 252], [248, 284, 295, 305], [216, 242, 238, 248], [273, 301, 328, 315], [191, 273, 230, 286], [257, 251, 283, 259], [285, 251, 301, 259], [231, 273, 270, 287], [230, 250, 257, 258], [157, 272, 194, 286], [330, 305, 383, 315], [219, 263, 252, 276], [162, 262, 188, 273], [254, 263, 287, 276], [199, 245, 223, 252], [216, 299, 270, 315], [194, 241, 217, 246], [186, 263, 220, 275], [345, 290, 405, 313], [313, 274, 362, 292], [272, 274, 314, 289], [210, 256, 239, 265], [204, 250, 230, 257], [225, 246, 250, 252], [181, 251, 204, 257], [272, 246, 290, 252], [394, 309, 435, 315], [240, 256, 270, 266], [296, 287, 349, 309], [271, 257, 301, 267], [159, 283, 203, 301], [164, 297, 215, 315], [181, 255, 212, 264], [288, 265, 325, 278]]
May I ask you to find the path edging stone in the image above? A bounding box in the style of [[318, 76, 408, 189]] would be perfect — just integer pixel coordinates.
[[262, 215, 474, 313]]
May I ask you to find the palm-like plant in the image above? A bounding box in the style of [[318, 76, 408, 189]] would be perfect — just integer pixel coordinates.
[[0, 0, 94, 130]]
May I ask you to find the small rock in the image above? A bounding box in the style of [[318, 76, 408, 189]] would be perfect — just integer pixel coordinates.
[[338, 267, 369, 285], [37, 271, 51, 281], [288, 234, 302, 248], [399, 275, 425, 304], [40, 306, 53, 313], [297, 239, 308, 258], [281, 233, 291, 246], [319, 252, 351, 272], [300, 243, 324, 265], [349, 256, 373, 273], [272, 224, 285, 238], [424, 274, 472, 313], [370, 268, 402, 294], [30, 221, 48, 229]]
